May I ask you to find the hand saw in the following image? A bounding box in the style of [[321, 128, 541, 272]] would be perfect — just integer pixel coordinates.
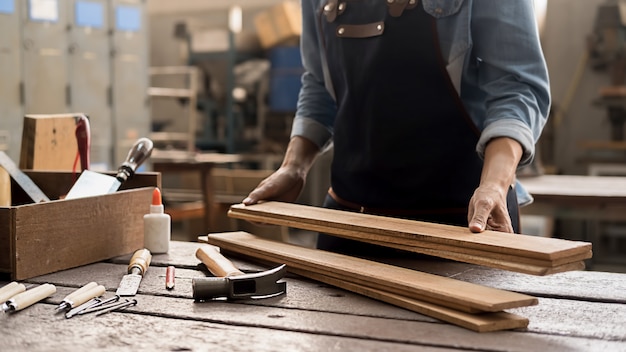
[[0, 151, 50, 203]]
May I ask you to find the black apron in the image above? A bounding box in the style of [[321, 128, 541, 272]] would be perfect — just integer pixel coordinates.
[[317, 0, 519, 253]]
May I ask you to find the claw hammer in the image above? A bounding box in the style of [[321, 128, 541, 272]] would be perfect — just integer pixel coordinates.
[[192, 245, 286, 300]]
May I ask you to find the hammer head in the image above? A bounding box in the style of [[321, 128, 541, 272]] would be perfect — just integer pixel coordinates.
[[192, 264, 287, 300]]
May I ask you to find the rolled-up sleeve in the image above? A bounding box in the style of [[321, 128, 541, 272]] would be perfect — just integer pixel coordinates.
[[291, 0, 337, 149], [471, 0, 551, 166]]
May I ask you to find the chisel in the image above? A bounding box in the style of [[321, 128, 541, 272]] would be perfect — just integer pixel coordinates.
[[0, 282, 26, 304], [65, 137, 153, 200], [56, 282, 106, 311], [1, 283, 56, 313], [116, 249, 152, 296]]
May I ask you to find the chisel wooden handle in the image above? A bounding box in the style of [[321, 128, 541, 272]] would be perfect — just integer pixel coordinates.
[[0, 282, 26, 304], [5, 283, 56, 312], [63, 282, 97, 303], [196, 246, 244, 277], [68, 285, 106, 307], [128, 249, 152, 275]]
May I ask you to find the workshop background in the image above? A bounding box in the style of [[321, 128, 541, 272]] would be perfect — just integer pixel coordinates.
[[0, 0, 625, 272]]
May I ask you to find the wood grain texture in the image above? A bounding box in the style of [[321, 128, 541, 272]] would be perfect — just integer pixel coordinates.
[[201, 232, 538, 312], [5, 240, 624, 350], [0, 208, 13, 273], [227, 202, 591, 274], [301, 270, 529, 332], [11, 188, 153, 280], [1, 171, 161, 280]]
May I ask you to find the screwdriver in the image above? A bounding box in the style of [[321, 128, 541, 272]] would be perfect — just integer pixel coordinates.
[[56, 282, 106, 311], [0, 282, 27, 304], [2, 283, 56, 313]]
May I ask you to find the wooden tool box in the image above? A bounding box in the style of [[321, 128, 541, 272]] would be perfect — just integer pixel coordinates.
[[0, 170, 161, 280]]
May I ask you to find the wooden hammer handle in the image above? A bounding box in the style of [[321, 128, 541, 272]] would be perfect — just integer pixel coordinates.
[[196, 246, 244, 277]]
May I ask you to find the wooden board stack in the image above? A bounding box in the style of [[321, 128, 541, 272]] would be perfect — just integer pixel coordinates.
[[200, 231, 538, 332], [227, 202, 593, 276]]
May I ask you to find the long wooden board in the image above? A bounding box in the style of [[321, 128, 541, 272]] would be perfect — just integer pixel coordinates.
[[230, 209, 588, 275], [201, 232, 538, 313], [302, 270, 529, 333], [228, 202, 591, 274], [208, 244, 483, 314]]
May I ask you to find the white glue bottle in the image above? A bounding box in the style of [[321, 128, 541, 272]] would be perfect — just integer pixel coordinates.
[[144, 187, 171, 254]]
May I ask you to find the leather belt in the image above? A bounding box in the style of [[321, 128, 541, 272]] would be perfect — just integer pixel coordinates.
[[328, 187, 467, 217]]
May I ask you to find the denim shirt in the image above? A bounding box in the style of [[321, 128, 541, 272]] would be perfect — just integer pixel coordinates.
[[292, 0, 551, 205]]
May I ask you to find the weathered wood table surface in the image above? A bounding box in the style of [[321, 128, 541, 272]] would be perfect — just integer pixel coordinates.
[[1, 240, 625, 351]]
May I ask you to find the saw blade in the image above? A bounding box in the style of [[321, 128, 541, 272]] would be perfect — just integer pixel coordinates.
[[0, 151, 50, 203]]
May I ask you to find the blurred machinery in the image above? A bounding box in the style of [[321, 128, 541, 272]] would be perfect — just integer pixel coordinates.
[[167, 20, 274, 155], [585, 0, 626, 267], [588, 0, 626, 143]]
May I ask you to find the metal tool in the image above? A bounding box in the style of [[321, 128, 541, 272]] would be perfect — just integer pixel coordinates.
[[0, 282, 26, 304], [192, 246, 287, 300], [65, 295, 120, 319], [116, 248, 152, 296], [0, 151, 50, 203], [65, 137, 153, 199], [95, 299, 137, 316], [56, 282, 105, 311], [1, 283, 56, 313]]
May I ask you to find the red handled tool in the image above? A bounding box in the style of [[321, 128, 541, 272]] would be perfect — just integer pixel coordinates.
[[74, 114, 91, 172]]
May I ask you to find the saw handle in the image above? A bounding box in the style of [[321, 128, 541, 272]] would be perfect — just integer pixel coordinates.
[[196, 246, 244, 277], [128, 249, 152, 275]]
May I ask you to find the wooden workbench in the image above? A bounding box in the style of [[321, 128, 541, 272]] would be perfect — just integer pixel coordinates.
[[519, 174, 626, 221], [518, 174, 626, 268], [1, 240, 625, 351]]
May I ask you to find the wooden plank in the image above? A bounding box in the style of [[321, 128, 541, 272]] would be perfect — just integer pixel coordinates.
[[16, 242, 626, 349], [359, 236, 587, 276], [19, 114, 77, 171], [301, 270, 529, 333], [6, 292, 624, 352], [228, 202, 591, 262], [228, 204, 589, 275], [201, 232, 538, 312], [3, 303, 454, 352], [234, 210, 588, 274], [210, 245, 485, 314]]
